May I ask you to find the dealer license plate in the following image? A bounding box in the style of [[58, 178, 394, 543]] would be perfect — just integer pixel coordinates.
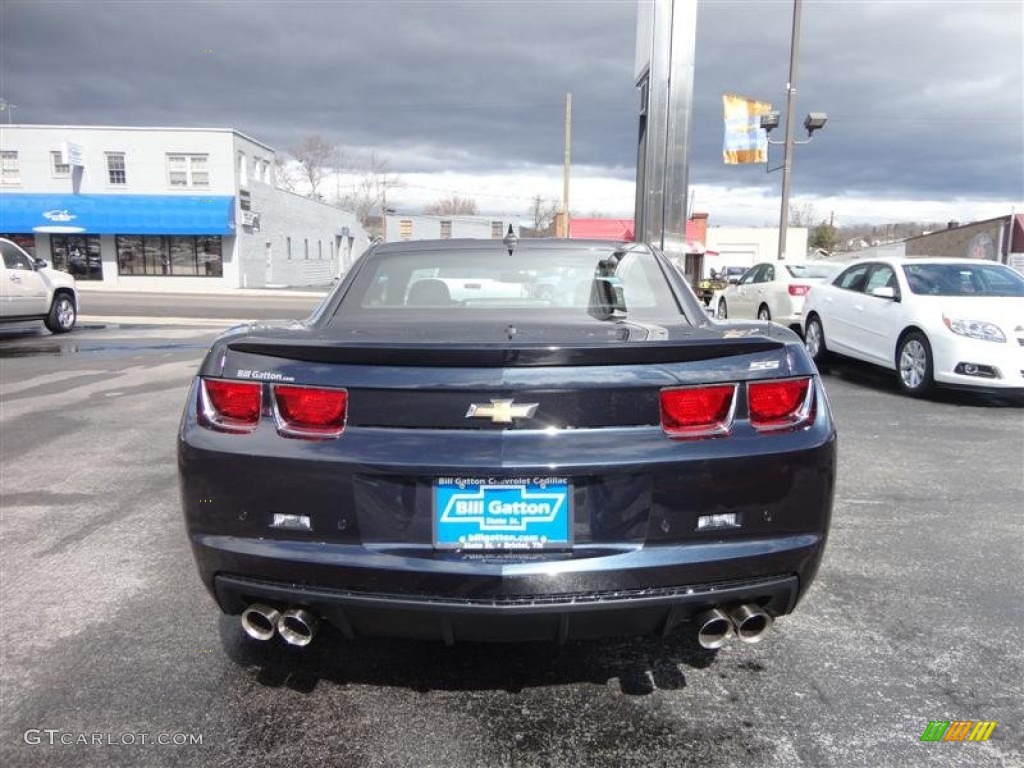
[[434, 476, 571, 550]]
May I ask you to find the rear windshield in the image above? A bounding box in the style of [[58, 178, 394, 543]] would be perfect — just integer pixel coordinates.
[[335, 246, 686, 322], [902, 263, 1024, 297], [786, 263, 837, 279]]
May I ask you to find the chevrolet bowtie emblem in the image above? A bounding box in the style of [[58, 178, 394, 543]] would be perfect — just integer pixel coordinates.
[[465, 399, 539, 424]]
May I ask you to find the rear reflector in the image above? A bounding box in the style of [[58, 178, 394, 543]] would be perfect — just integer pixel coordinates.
[[788, 284, 811, 296], [660, 384, 737, 438], [748, 377, 813, 431], [273, 385, 347, 439], [200, 379, 261, 432]]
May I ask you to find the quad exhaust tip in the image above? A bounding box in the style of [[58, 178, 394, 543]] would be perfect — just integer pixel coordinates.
[[695, 608, 735, 649], [277, 607, 320, 647], [240, 604, 281, 641], [728, 604, 773, 644], [240, 604, 320, 647]]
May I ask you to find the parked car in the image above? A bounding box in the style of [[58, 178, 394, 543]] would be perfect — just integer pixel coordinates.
[[715, 261, 841, 332], [179, 238, 836, 649], [0, 237, 78, 333], [802, 257, 1024, 396]]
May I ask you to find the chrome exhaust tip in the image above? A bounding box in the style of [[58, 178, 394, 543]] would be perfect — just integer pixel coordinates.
[[728, 604, 773, 644], [241, 604, 281, 641], [695, 608, 735, 649], [277, 607, 319, 647]]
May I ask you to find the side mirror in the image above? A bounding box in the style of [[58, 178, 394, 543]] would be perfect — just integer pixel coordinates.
[[728, 277, 742, 285], [33, 258, 49, 269], [870, 286, 897, 300]]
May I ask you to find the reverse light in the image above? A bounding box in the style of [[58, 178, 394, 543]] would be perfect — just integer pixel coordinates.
[[748, 377, 814, 431], [273, 385, 348, 439], [942, 315, 1006, 343], [660, 384, 737, 438], [788, 284, 811, 296], [200, 379, 261, 433]]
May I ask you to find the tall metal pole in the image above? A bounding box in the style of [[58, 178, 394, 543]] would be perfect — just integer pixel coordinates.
[[562, 92, 572, 237], [777, 0, 802, 260]]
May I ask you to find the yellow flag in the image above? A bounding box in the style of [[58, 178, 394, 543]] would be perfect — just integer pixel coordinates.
[[723, 94, 772, 164]]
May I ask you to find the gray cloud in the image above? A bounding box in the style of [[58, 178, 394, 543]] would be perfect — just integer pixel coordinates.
[[3, 0, 1021, 210]]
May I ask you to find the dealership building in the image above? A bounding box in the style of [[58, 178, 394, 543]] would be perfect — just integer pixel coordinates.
[[0, 125, 368, 289]]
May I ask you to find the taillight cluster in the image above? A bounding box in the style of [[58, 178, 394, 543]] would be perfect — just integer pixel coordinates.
[[199, 379, 347, 439], [660, 378, 813, 438], [788, 284, 811, 296]]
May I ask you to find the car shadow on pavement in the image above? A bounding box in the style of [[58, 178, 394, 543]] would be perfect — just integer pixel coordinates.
[[218, 615, 718, 696]]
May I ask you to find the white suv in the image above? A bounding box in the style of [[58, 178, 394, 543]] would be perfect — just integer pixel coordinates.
[[0, 238, 79, 333]]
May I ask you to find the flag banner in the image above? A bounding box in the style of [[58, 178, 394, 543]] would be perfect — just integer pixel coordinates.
[[722, 93, 772, 164]]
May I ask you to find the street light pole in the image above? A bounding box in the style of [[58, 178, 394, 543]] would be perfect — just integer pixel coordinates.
[[777, 0, 803, 260]]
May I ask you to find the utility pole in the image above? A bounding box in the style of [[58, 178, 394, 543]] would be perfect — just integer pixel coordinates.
[[562, 92, 572, 237], [777, 0, 803, 260]]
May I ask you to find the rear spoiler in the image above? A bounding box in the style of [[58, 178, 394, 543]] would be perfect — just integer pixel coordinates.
[[227, 336, 785, 368]]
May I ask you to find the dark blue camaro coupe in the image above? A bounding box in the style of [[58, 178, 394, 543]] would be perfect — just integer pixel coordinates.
[[179, 238, 836, 649]]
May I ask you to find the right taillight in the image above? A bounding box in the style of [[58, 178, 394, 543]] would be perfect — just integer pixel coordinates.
[[200, 379, 262, 433], [660, 384, 737, 438], [748, 377, 813, 431], [272, 385, 348, 439]]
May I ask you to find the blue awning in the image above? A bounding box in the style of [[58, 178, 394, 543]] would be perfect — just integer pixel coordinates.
[[0, 193, 236, 236]]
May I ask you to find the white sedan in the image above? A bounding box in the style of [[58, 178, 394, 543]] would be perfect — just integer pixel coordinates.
[[802, 257, 1024, 396], [714, 261, 839, 332]]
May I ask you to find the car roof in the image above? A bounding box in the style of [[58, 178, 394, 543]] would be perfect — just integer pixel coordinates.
[[840, 256, 1013, 269]]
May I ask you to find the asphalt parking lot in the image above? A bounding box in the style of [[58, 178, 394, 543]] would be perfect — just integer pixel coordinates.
[[0, 322, 1021, 768]]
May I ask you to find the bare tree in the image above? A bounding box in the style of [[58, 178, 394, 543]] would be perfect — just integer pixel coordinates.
[[337, 151, 401, 240], [521, 194, 559, 237], [274, 156, 298, 192], [424, 194, 478, 216], [788, 202, 818, 228], [291, 135, 336, 201]]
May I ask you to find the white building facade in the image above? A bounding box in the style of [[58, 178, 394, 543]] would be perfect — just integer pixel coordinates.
[[702, 226, 809, 276], [386, 213, 520, 243], [0, 125, 368, 289]]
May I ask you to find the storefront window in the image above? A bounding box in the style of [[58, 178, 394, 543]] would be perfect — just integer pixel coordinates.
[[51, 235, 102, 280], [145, 236, 171, 275], [170, 236, 197, 275], [117, 235, 144, 274], [197, 236, 223, 276], [116, 235, 222, 277]]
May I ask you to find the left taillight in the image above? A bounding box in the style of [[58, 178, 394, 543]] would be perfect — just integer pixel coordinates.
[[660, 384, 737, 439], [199, 379, 262, 433], [788, 284, 811, 296], [748, 377, 813, 431], [272, 385, 347, 439]]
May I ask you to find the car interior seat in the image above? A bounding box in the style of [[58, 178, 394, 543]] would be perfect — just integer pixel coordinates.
[[407, 278, 452, 306]]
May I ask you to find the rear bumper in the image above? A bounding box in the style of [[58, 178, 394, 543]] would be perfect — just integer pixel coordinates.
[[196, 531, 824, 642], [213, 569, 802, 644]]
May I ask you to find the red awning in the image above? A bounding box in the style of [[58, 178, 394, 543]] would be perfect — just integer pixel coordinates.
[[568, 218, 635, 240]]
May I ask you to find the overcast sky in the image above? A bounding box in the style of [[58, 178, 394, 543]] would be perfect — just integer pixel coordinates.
[[3, 0, 1022, 226]]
